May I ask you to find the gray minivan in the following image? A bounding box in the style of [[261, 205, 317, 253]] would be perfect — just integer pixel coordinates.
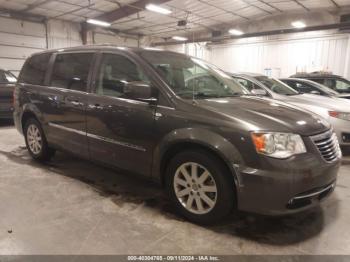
[[13, 45, 341, 224]]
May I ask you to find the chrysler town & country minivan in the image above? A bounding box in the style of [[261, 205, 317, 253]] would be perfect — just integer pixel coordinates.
[[14, 46, 341, 223]]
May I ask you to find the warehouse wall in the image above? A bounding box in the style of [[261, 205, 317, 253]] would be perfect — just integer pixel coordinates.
[[208, 31, 350, 78], [0, 17, 46, 76], [344, 36, 350, 79], [0, 17, 139, 76], [47, 20, 82, 49], [93, 32, 139, 47], [163, 43, 211, 61], [164, 31, 350, 79], [0, 17, 82, 76]]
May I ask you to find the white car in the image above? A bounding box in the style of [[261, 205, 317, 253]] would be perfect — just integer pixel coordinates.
[[231, 72, 350, 148]]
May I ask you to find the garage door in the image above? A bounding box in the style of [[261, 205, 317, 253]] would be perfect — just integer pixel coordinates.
[[0, 17, 46, 76]]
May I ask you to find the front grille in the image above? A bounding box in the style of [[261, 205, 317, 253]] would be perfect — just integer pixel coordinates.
[[311, 130, 341, 162]]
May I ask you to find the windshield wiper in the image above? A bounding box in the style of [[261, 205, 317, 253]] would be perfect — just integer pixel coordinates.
[[196, 92, 248, 99], [219, 93, 244, 97]]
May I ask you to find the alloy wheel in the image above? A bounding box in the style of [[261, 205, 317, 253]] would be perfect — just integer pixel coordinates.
[[27, 124, 42, 155], [173, 162, 218, 214]]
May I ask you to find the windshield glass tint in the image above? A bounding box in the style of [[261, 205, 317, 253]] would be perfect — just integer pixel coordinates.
[[139, 51, 249, 99], [256, 77, 298, 95]]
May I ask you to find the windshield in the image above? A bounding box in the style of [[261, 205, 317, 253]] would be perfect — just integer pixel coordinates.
[[255, 76, 299, 96], [138, 51, 250, 99], [0, 70, 17, 83]]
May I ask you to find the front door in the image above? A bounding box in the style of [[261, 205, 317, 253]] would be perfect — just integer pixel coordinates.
[[86, 53, 156, 176]]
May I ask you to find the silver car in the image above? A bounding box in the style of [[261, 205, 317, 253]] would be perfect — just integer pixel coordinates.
[[280, 78, 350, 100], [231, 73, 350, 147]]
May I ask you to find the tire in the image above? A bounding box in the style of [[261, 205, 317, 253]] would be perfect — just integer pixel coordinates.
[[165, 149, 235, 224], [24, 118, 55, 162]]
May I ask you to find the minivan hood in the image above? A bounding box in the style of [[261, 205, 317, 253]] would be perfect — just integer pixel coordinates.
[[195, 96, 329, 136]]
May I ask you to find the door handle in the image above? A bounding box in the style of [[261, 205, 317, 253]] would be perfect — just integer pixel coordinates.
[[154, 112, 162, 120], [70, 100, 83, 106]]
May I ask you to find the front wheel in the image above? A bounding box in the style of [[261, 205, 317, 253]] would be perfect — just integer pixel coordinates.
[[24, 118, 55, 162], [165, 150, 235, 224]]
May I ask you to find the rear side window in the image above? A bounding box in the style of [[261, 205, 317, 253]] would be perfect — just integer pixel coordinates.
[[19, 53, 51, 85], [50, 53, 93, 91]]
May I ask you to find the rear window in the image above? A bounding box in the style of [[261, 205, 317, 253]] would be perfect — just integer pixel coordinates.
[[50, 53, 93, 92], [19, 53, 51, 85]]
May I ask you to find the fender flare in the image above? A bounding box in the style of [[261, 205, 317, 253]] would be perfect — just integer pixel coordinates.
[[152, 127, 245, 188], [20, 103, 44, 131]]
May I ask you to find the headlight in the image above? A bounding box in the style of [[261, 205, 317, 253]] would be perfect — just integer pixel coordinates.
[[251, 132, 306, 159], [329, 111, 350, 121]]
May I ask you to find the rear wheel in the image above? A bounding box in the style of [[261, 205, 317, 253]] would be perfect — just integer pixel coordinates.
[[24, 118, 55, 162], [165, 150, 235, 224]]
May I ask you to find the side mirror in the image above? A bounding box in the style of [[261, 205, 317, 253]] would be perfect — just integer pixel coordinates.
[[251, 89, 268, 96], [124, 81, 157, 104]]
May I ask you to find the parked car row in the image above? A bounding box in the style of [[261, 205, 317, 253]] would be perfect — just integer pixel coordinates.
[[7, 46, 347, 223], [231, 73, 350, 148], [0, 69, 17, 119], [281, 78, 350, 100], [290, 72, 350, 94]]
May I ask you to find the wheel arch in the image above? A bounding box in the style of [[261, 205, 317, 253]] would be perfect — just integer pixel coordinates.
[[20, 104, 44, 133], [152, 128, 244, 190]]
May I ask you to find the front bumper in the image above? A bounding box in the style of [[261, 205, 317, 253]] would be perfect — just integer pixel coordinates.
[[234, 134, 341, 216]]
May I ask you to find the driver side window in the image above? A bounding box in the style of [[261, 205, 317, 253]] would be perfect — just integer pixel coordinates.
[[156, 62, 222, 93], [96, 54, 150, 98], [294, 82, 314, 93], [236, 78, 262, 92]]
